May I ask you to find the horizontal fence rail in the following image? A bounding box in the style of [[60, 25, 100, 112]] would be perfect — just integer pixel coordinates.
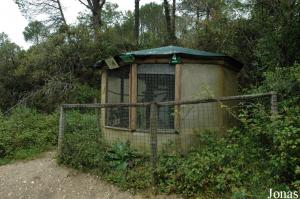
[[157, 92, 276, 106], [62, 102, 151, 108], [61, 92, 276, 108]]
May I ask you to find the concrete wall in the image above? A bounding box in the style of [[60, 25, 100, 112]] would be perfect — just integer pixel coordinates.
[[180, 64, 221, 131], [180, 64, 238, 98], [181, 64, 223, 100], [101, 127, 201, 153], [179, 64, 238, 137], [221, 66, 239, 129], [223, 66, 238, 96]]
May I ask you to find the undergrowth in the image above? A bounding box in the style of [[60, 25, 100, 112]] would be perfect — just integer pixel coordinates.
[[57, 104, 299, 198], [0, 107, 58, 165]]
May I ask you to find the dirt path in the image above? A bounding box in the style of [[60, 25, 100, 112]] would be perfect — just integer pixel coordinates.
[[0, 152, 180, 199]]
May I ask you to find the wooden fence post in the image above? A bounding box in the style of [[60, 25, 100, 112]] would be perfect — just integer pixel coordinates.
[[94, 98, 102, 141], [271, 91, 278, 118], [58, 106, 65, 156], [150, 103, 158, 188]]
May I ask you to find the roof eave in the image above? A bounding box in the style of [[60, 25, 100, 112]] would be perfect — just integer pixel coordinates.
[[94, 54, 243, 72]]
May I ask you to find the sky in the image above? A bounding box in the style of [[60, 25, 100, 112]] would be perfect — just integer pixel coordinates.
[[0, 0, 161, 49]]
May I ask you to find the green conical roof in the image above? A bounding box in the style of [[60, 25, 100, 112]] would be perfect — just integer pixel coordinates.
[[94, 45, 243, 71], [124, 45, 224, 57]]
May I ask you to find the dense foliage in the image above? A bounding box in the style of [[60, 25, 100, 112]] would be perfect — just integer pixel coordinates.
[[157, 100, 300, 197], [0, 108, 58, 165]]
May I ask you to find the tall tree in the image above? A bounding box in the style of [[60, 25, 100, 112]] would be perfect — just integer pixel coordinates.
[[250, 0, 300, 67], [23, 21, 48, 45], [139, 3, 166, 47], [171, 0, 176, 41], [163, 0, 176, 44], [134, 0, 140, 45], [78, 0, 106, 40], [101, 3, 122, 29], [15, 0, 67, 27], [179, 0, 227, 28], [0, 33, 23, 110]]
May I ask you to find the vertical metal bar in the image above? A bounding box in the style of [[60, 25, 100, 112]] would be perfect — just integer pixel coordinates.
[[150, 103, 158, 187], [58, 106, 65, 156], [271, 91, 278, 118]]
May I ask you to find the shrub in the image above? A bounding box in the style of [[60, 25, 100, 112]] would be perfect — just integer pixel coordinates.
[[156, 98, 299, 197], [0, 107, 58, 164], [58, 110, 106, 171], [57, 111, 152, 192], [105, 141, 139, 171], [248, 64, 300, 187], [68, 83, 99, 104], [104, 142, 152, 192]]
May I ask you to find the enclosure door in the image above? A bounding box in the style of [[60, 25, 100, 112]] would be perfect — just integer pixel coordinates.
[[137, 64, 175, 130]]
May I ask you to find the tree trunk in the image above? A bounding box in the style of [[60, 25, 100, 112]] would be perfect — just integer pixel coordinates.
[[171, 0, 176, 42], [196, 5, 200, 29], [205, 4, 210, 34], [163, 0, 172, 44], [56, 0, 67, 25], [134, 0, 140, 45], [77, 0, 106, 41], [92, 7, 101, 41]]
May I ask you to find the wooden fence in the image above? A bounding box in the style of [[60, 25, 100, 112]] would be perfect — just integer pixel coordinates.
[[58, 91, 278, 186]]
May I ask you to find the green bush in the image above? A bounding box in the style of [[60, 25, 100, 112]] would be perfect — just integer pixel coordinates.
[[0, 107, 58, 164], [249, 64, 300, 186], [153, 64, 300, 197], [157, 131, 268, 197], [58, 111, 152, 192], [105, 141, 139, 171], [68, 83, 99, 104], [58, 110, 106, 171], [104, 142, 152, 192]]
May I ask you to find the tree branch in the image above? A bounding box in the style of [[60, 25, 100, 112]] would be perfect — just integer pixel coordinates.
[[78, 0, 91, 9], [100, 0, 106, 8]]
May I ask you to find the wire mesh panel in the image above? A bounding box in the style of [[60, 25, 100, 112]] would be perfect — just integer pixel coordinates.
[[137, 64, 175, 131], [105, 106, 129, 128], [106, 66, 130, 129], [155, 94, 275, 152], [103, 105, 152, 152]]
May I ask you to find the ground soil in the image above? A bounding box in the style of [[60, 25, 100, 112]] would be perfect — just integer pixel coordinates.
[[0, 152, 180, 199]]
